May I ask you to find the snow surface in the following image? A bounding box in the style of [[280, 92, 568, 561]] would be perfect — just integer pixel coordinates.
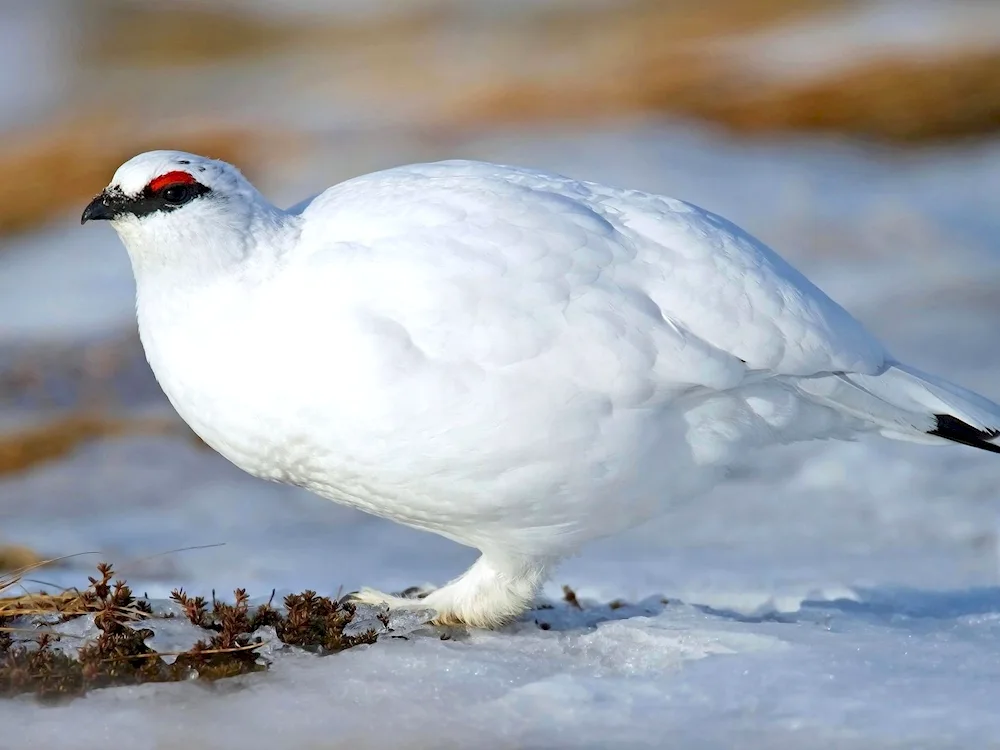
[[0, 2, 70, 132], [3, 0, 1000, 743], [1, 120, 1000, 748]]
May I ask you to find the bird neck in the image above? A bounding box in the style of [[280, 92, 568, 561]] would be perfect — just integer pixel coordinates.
[[127, 198, 300, 348], [119, 196, 299, 286]]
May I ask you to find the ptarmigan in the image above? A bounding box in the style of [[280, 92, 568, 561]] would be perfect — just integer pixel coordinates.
[[82, 151, 1000, 628]]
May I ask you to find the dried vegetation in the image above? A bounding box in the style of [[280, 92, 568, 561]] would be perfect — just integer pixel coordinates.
[[76, 0, 1000, 144], [0, 545, 44, 572], [678, 51, 1000, 144], [0, 559, 382, 702], [448, 1, 1000, 144], [4, 0, 998, 241], [0, 412, 192, 477]]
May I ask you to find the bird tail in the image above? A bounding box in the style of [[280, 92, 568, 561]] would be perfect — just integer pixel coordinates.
[[794, 362, 1000, 454]]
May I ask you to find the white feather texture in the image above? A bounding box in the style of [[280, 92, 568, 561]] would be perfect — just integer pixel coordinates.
[[87, 151, 1000, 628]]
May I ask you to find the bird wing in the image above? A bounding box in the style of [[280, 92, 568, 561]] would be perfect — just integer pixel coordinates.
[[294, 160, 887, 399], [583, 175, 887, 378]]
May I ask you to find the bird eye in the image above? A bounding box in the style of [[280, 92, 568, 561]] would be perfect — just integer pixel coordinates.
[[161, 184, 192, 205]]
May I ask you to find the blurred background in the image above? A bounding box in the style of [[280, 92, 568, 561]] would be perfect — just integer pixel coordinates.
[[1, 0, 999, 601]]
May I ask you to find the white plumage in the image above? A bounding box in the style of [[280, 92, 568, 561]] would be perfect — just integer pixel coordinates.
[[82, 151, 1000, 628]]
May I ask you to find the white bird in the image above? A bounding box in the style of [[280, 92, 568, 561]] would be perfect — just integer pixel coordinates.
[[82, 151, 1000, 628]]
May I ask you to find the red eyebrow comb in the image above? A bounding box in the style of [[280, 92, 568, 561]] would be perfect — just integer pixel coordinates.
[[148, 171, 196, 192]]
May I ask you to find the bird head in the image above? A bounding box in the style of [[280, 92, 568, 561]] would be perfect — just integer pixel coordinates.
[[82, 150, 278, 275]]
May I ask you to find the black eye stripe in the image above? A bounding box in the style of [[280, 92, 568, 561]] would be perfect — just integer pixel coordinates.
[[129, 180, 212, 218], [89, 178, 212, 221]]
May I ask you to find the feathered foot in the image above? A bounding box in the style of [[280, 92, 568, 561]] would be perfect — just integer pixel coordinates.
[[348, 552, 550, 629]]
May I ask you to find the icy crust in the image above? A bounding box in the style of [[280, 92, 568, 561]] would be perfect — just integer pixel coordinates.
[[23, 600, 432, 662], [3, 588, 1000, 749]]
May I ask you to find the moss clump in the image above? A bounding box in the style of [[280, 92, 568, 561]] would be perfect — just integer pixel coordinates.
[[0, 562, 383, 702], [168, 588, 279, 681], [0, 636, 86, 702], [0, 563, 172, 702], [278, 591, 380, 654]]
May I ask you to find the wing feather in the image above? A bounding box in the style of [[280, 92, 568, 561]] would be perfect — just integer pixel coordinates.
[[297, 160, 887, 396]]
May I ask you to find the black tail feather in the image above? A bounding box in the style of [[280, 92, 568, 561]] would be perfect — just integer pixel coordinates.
[[928, 414, 1000, 455]]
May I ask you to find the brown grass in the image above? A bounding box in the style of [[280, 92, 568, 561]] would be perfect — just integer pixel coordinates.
[[78, 0, 832, 114], [462, 49, 1000, 144], [694, 51, 1000, 143], [4, 0, 998, 240], [0, 555, 98, 616], [100, 0, 1000, 147], [82, 1, 308, 66], [0, 545, 44, 573], [107, 0, 977, 147], [0, 412, 191, 477], [82, 0, 822, 67], [451, 3, 1000, 144], [81, 0, 450, 67], [0, 117, 273, 238]]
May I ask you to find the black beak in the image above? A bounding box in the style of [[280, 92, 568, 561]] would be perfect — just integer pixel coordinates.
[[81, 191, 119, 224]]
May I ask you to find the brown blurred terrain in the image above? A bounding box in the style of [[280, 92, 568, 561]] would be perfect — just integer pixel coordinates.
[[2, 0, 1000, 493], [5, 0, 1000, 241], [76, 0, 1000, 145]]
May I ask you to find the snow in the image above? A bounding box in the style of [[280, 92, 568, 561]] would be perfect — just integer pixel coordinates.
[[0, 2, 69, 131], [0, 221, 136, 345], [4, 594, 1000, 748], [2, 0, 1000, 743], [5, 0, 1000, 729]]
